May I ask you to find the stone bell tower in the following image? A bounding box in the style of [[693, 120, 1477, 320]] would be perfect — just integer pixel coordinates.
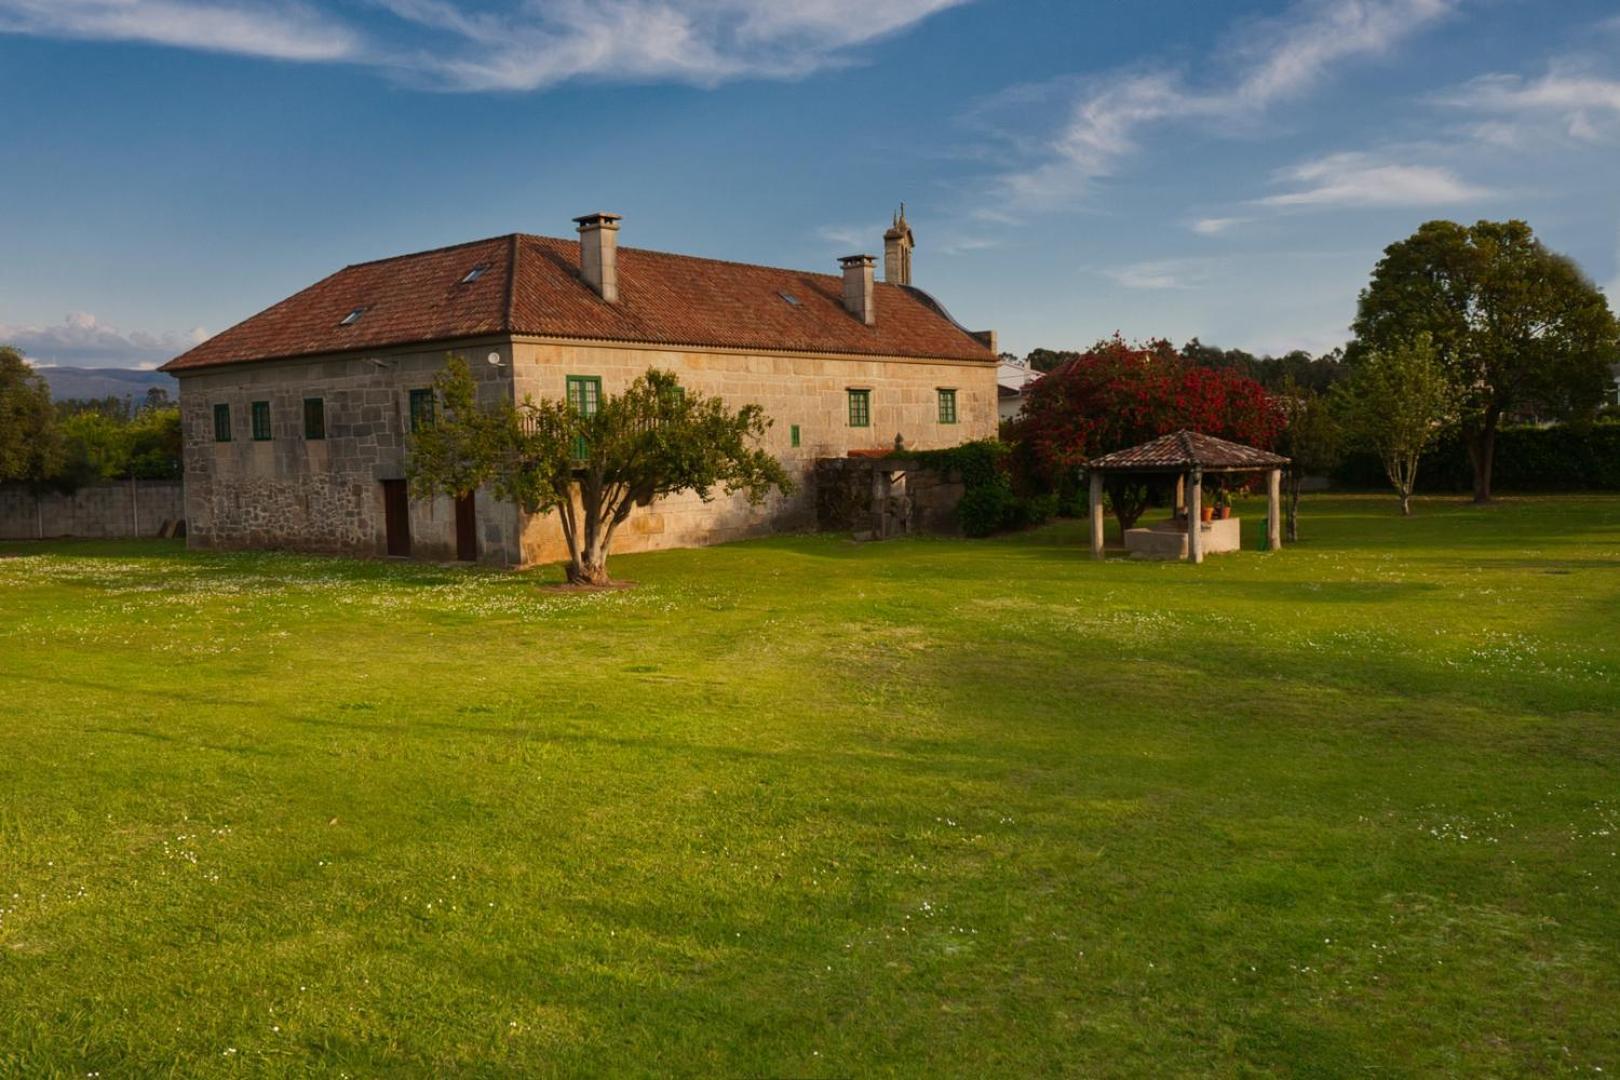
[[883, 204, 914, 286]]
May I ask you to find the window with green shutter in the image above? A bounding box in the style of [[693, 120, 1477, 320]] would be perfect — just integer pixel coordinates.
[[213, 403, 232, 443], [409, 388, 435, 433], [566, 375, 602, 459], [251, 401, 272, 441], [847, 389, 871, 428], [303, 397, 325, 440], [937, 388, 958, 424], [790, 424, 801, 448]]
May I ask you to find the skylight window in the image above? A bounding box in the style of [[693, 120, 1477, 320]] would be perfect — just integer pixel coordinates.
[[339, 307, 365, 326], [461, 263, 488, 284], [779, 291, 801, 306]]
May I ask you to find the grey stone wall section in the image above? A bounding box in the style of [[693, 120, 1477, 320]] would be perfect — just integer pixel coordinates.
[[814, 457, 967, 539], [0, 481, 185, 539], [174, 341, 522, 565]]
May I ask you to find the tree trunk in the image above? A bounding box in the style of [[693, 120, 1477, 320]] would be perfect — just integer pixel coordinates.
[[1284, 469, 1302, 542], [1399, 490, 1412, 516], [1467, 418, 1498, 504], [566, 551, 612, 586]]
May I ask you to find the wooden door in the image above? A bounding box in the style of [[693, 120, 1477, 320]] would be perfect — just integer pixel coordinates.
[[382, 479, 411, 557], [455, 493, 477, 562]]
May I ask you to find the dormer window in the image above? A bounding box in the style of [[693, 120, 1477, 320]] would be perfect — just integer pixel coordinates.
[[339, 307, 365, 326], [461, 264, 488, 284]]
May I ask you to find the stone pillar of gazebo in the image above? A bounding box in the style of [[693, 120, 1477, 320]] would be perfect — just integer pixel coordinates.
[[1267, 468, 1282, 552], [1187, 467, 1203, 564], [1089, 472, 1105, 559], [1173, 474, 1185, 516]]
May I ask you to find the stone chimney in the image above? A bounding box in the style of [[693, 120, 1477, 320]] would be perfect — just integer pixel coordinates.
[[840, 254, 876, 326], [883, 204, 914, 286], [574, 212, 622, 303]]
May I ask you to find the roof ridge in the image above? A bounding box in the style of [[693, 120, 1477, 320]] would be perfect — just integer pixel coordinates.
[[343, 233, 517, 271], [502, 233, 520, 332], [516, 232, 902, 288]]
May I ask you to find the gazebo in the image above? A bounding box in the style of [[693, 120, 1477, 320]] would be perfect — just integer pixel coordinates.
[[1083, 430, 1290, 563]]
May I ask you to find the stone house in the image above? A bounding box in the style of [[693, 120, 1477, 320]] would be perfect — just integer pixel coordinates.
[[159, 209, 998, 566]]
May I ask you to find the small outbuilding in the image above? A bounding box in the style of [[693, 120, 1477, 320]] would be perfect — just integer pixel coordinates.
[[1084, 430, 1290, 563]]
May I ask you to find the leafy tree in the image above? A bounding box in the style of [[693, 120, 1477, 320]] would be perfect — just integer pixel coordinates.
[[1351, 219, 1620, 503], [1338, 334, 1457, 516], [0, 346, 63, 485], [1011, 335, 1283, 531], [1181, 338, 1348, 393], [409, 357, 792, 585], [51, 403, 182, 488], [1024, 347, 1080, 373], [1274, 378, 1341, 541]]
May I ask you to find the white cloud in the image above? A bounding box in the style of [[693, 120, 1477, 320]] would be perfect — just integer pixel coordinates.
[[1440, 63, 1620, 145], [0, 0, 359, 62], [1255, 151, 1491, 209], [0, 0, 971, 89], [1105, 258, 1216, 290], [0, 312, 208, 368], [1189, 217, 1247, 236], [981, 0, 1455, 209]]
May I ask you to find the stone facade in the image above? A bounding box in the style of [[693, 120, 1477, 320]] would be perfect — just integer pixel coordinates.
[[174, 335, 996, 567], [510, 337, 996, 564], [0, 480, 184, 540], [176, 338, 522, 564]]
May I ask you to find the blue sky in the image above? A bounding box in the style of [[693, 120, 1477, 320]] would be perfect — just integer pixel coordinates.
[[3, 0, 1619, 369]]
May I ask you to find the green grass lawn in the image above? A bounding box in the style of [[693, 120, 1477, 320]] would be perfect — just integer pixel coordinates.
[[2, 495, 1618, 1076]]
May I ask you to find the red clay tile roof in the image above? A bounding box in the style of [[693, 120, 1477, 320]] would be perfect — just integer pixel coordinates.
[[160, 233, 995, 372], [1085, 430, 1289, 472]]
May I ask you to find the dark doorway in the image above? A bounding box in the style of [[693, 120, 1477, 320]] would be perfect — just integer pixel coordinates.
[[382, 479, 411, 557], [455, 493, 477, 562]]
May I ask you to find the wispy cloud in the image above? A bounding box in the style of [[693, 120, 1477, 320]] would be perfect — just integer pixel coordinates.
[[1440, 63, 1620, 145], [0, 0, 359, 62], [0, 0, 969, 90], [1, 312, 208, 368], [1255, 151, 1491, 209], [978, 0, 1455, 210], [816, 222, 886, 252], [1189, 217, 1248, 236], [1105, 258, 1217, 290]]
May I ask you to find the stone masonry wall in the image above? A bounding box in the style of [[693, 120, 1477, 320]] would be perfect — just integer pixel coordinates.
[[175, 340, 522, 565], [0, 481, 185, 540], [511, 338, 998, 563]]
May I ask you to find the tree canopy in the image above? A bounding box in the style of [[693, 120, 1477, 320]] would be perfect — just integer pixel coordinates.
[[408, 357, 792, 585], [1350, 219, 1620, 502], [0, 346, 63, 485]]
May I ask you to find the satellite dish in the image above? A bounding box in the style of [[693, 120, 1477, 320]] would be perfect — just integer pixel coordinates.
[[487, 351, 504, 366]]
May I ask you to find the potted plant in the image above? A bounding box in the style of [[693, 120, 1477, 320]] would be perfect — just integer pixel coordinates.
[[1200, 500, 1215, 523], [1214, 488, 1233, 520]]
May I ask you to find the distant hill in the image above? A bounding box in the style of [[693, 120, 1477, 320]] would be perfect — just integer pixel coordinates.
[[32, 366, 178, 403]]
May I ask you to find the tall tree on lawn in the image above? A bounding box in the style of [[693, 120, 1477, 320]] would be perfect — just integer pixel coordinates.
[[1350, 219, 1619, 503]]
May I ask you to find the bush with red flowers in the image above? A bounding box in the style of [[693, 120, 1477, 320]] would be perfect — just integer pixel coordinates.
[[1009, 335, 1284, 531]]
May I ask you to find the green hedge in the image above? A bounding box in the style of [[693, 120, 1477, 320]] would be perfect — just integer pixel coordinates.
[[1333, 422, 1620, 492]]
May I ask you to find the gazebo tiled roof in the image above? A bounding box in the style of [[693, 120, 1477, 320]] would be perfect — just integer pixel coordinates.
[[1085, 430, 1289, 473]]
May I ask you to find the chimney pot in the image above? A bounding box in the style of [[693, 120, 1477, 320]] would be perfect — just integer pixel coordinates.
[[840, 254, 876, 326], [575, 212, 622, 303]]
